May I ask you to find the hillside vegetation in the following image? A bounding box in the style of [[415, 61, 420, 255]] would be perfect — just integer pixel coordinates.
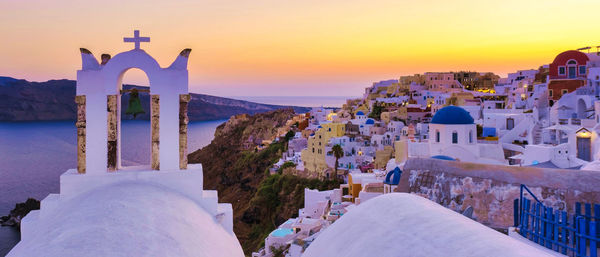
[[188, 109, 340, 255]]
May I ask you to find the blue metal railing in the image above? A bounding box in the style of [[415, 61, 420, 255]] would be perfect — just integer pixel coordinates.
[[515, 184, 600, 257]]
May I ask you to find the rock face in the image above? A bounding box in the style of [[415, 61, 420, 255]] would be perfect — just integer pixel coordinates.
[[1, 198, 40, 227], [0, 78, 76, 121], [0, 76, 310, 121]]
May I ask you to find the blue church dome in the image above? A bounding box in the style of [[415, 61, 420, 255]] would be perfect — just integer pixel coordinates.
[[384, 167, 402, 185], [356, 111, 365, 116], [431, 155, 456, 161], [431, 106, 474, 125], [365, 119, 375, 125]]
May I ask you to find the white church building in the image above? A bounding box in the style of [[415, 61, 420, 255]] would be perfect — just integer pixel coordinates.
[[397, 106, 507, 165], [8, 31, 244, 257]]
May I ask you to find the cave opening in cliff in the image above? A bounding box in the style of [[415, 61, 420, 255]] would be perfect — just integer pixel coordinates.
[[118, 68, 151, 168]]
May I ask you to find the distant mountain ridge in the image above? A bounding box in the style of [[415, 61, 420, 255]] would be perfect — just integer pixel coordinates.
[[0, 76, 311, 121]]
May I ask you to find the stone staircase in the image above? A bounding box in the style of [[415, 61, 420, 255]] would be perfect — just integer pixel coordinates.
[[531, 122, 542, 145]]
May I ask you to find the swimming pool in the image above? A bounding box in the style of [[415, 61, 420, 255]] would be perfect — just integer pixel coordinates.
[[271, 228, 294, 237]]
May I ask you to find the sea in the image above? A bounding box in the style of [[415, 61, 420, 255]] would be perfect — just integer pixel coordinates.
[[0, 95, 351, 255]]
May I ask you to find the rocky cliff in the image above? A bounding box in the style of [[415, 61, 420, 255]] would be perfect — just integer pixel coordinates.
[[188, 109, 339, 255], [0, 76, 310, 121], [0, 198, 40, 227]]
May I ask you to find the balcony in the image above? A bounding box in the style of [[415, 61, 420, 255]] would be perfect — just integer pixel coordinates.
[[558, 118, 593, 127], [575, 86, 594, 95]]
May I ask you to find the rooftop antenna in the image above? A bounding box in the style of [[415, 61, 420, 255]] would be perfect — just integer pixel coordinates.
[[577, 46, 591, 53]]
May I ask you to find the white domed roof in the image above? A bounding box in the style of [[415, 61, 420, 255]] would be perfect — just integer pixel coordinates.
[[303, 193, 555, 257], [581, 160, 600, 171], [8, 182, 243, 257]]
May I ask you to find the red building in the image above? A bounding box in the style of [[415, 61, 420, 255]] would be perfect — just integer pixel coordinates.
[[548, 50, 589, 101]]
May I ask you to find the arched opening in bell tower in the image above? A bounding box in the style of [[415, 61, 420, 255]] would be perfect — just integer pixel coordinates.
[[117, 68, 151, 169]]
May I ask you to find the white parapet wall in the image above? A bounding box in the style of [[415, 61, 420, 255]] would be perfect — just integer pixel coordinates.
[[59, 164, 205, 204], [20, 163, 237, 243]]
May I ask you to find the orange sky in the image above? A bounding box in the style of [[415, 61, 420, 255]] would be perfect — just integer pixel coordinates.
[[1, 0, 599, 96]]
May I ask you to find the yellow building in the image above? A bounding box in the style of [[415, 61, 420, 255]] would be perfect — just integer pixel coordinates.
[[397, 83, 411, 96], [386, 83, 401, 96], [374, 146, 394, 169], [399, 74, 426, 86], [448, 92, 475, 106], [320, 122, 346, 138], [347, 173, 362, 203], [301, 128, 333, 178], [426, 98, 435, 107], [397, 107, 408, 120], [301, 122, 346, 177], [393, 140, 409, 164], [347, 173, 379, 203]]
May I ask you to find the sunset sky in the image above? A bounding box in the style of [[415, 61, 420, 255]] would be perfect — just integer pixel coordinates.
[[1, 0, 600, 96]]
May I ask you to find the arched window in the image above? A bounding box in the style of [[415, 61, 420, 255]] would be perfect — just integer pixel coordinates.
[[436, 130, 440, 143], [452, 131, 458, 144], [469, 130, 473, 144], [567, 60, 578, 78]]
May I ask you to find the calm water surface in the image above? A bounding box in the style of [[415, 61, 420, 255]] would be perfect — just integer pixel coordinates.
[[0, 120, 225, 255]]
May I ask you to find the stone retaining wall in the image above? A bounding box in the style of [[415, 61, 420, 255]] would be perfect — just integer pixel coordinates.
[[397, 158, 600, 229]]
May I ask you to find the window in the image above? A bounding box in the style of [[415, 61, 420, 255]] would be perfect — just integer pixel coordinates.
[[549, 90, 553, 97], [559, 66, 566, 75], [562, 89, 568, 95], [567, 60, 577, 65], [452, 131, 458, 144], [436, 130, 440, 143], [579, 66, 586, 75], [469, 130, 473, 144], [507, 118, 515, 130]]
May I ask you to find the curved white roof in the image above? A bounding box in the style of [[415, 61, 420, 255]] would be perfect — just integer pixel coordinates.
[[581, 160, 600, 171], [8, 182, 243, 257], [303, 193, 556, 257]]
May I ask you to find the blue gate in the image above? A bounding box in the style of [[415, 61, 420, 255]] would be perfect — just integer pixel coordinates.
[[515, 184, 600, 257]]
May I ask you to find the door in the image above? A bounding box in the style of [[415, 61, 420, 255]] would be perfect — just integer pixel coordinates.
[[569, 66, 577, 78], [577, 137, 591, 161]]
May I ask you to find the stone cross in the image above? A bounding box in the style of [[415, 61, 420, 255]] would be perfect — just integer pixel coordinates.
[[123, 30, 150, 50]]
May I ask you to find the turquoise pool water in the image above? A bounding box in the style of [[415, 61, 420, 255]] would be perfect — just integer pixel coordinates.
[[271, 228, 294, 237]]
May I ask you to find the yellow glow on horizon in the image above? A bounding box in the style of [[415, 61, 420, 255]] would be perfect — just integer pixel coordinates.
[[1, 0, 599, 96]]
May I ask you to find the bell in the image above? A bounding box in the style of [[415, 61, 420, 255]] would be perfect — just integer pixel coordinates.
[[125, 88, 145, 119]]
